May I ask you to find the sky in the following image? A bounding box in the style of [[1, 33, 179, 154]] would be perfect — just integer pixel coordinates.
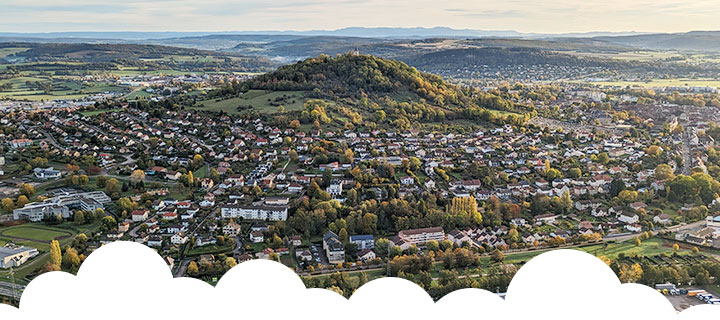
[[2, 0, 720, 34]]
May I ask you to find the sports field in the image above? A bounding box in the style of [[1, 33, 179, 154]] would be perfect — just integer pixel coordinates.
[[0, 225, 73, 242]]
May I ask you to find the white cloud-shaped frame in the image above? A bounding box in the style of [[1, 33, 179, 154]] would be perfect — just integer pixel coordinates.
[[0, 241, 718, 320]]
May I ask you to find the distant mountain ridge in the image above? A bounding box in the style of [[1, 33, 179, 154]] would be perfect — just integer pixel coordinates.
[[0, 27, 651, 40]]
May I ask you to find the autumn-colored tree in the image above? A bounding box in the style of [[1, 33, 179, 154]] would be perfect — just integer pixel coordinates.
[[1, 197, 14, 213], [491, 249, 505, 262], [50, 240, 62, 269], [187, 261, 199, 276], [105, 178, 121, 195], [20, 183, 35, 196], [338, 228, 349, 243], [618, 263, 643, 283], [130, 169, 146, 183]]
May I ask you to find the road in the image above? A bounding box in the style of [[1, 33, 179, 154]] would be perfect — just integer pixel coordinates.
[[0, 280, 23, 300], [172, 208, 219, 277], [681, 130, 692, 175]]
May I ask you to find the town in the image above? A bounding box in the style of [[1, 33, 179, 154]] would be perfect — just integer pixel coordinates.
[[1, 61, 720, 308]]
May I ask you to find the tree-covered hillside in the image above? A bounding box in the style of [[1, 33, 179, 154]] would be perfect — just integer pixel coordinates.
[[208, 54, 534, 129]]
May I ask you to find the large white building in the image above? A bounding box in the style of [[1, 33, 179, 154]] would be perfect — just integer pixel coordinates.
[[391, 227, 445, 250], [220, 204, 288, 221], [0, 244, 39, 268], [13, 191, 111, 222]]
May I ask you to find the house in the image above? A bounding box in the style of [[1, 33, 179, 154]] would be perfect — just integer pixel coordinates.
[[290, 235, 302, 246], [447, 229, 473, 247], [33, 167, 61, 179], [147, 235, 163, 247], [400, 176, 415, 185], [629, 202, 647, 211], [9, 139, 32, 149], [626, 224, 642, 232], [535, 214, 557, 225], [250, 231, 264, 243], [171, 232, 188, 245], [653, 214, 671, 225], [322, 231, 345, 264], [357, 249, 376, 262], [618, 213, 639, 224], [131, 210, 149, 222], [195, 236, 217, 247], [326, 180, 343, 196], [296, 249, 313, 262], [223, 220, 242, 236], [349, 234, 374, 250], [118, 221, 131, 233]]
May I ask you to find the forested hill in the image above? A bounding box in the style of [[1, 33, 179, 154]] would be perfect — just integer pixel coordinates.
[[210, 54, 534, 128]]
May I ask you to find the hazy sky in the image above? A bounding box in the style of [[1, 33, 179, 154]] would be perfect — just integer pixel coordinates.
[[3, 0, 720, 33]]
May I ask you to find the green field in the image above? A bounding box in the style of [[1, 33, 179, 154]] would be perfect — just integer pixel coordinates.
[[79, 108, 123, 116], [575, 78, 720, 88], [0, 225, 73, 242], [187, 242, 236, 256], [193, 90, 309, 114], [0, 47, 30, 59], [0, 76, 129, 101]]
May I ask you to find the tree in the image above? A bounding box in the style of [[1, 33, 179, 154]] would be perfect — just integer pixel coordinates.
[[50, 240, 62, 269], [2, 198, 15, 213], [338, 228, 349, 243], [634, 237, 642, 247], [74, 210, 86, 225], [96, 176, 107, 188], [101, 216, 117, 232], [105, 178, 121, 195], [568, 168, 582, 178], [20, 183, 35, 197], [646, 145, 663, 157], [62, 247, 81, 272], [618, 190, 639, 203], [192, 154, 204, 169], [130, 169, 146, 183], [341, 149, 354, 164], [426, 240, 440, 252], [672, 243, 680, 251], [187, 261, 199, 276], [491, 249, 505, 262], [187, 171, 195, 188], [667, 175, 700, 203], [618, 263, 643, 283], [654, 164, 675, 181], [225, 257, 238, 269], [375, 238, 390, 258]]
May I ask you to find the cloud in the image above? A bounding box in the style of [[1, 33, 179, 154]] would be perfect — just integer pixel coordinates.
[[2, 0, 720, 33], [0, 242, 718, 320]]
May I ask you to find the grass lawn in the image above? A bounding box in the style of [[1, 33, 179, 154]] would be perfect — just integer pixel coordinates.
[[0, 225, 73, 242], [192, 90, 309, 115], [79, 108, 123, 116], [187, 242, 235, 256]]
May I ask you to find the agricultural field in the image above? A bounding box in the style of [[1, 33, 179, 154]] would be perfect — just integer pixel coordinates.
[[577, 78, 720, 88], [0, 75, 129, 101], [565, 50, 683, 62], [0, 47, 30, 59], [193, 90, 309, 114]]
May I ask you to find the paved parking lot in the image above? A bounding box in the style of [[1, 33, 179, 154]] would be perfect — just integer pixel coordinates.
[[666, 294, 705, 312]]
